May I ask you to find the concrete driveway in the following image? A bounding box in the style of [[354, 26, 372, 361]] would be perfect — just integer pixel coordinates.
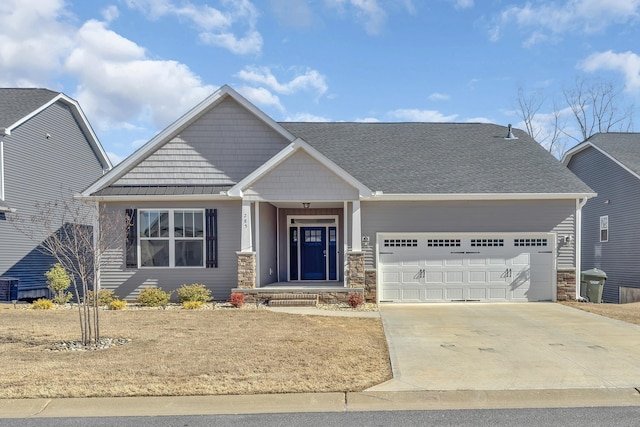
[[369, 303, 640, 391]]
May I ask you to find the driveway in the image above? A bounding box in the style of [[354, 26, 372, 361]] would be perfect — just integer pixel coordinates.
[[369, 303, 640, 391]]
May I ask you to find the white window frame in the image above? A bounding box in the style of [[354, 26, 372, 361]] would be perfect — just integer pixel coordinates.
[[138, 208, 206, 268], [0, 139, 5, 201], [599, 215, 609, 243]]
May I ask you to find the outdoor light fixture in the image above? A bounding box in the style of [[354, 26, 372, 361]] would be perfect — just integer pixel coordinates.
[[302, 202, 310, 209]]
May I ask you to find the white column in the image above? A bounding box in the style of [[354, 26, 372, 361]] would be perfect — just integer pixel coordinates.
[[575, 197, 587, 298], [255, 201, 260, 287], [241, 200, 253, 252], [351, 200, 362, 252], [0, 139, 4, 201]]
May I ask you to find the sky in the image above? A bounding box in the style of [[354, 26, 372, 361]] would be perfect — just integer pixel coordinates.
[[2, 0, 640, 164]]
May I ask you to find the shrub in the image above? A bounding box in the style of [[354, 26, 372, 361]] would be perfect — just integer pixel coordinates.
[[347, 292, 365, 308], [136, 287, 172, 307], [109, 299, 127, 310], [32, 298, 54, 310], [85, 289, 116, 307], [227, 292, 245, 308], [177, 283, 212, 303], [45, 264, 72, 305], [182, 300, 203, 310]]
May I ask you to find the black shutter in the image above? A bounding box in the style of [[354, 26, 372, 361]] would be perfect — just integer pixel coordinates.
[[125, 208, 137, 268], [206, 208, 218, 268]]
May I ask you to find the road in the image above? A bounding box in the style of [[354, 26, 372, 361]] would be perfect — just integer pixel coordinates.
[[2, 407, 640, 427]]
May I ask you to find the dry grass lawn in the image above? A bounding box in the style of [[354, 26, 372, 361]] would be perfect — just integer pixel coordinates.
[[561, 301, 640, 326], [0, 306, 391, 399]]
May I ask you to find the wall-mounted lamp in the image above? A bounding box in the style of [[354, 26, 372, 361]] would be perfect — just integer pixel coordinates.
[[604, 199, 610, 204], [362, 235, 370, 246], [558, 235, 574, 245], [302, 202, 310, 209]]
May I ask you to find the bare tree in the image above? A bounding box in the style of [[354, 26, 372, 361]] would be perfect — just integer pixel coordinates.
[[10, 197, 130, 346], [563, 78, 635, 142], [514, 88, 567, 157]]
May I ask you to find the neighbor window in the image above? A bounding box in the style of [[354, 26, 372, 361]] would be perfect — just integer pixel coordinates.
[[139, 209, 205, 267], [599, 215, 609, 242]]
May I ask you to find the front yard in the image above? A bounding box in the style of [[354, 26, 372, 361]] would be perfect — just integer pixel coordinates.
[[561, 301, 640, 326], [0, 306, 391, 399]]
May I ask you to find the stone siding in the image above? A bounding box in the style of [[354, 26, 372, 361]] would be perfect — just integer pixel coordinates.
[[364, 269, 377, 302], [557, 269, 576, 301], [236, 252, 256, 289], [347, 252, 365, 288]]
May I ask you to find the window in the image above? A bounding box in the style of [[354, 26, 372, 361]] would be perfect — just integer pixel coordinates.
[[600, 215, 609, 242], [139, 209, 205, 267], [384, 239, 418, 247], [514, 238, 548, 247]]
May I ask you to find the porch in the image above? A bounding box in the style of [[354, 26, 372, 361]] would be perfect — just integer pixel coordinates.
[[231, 282, 366, 306]]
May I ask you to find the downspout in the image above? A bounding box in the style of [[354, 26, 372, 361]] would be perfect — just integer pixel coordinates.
[[575, 197, 588, 298]]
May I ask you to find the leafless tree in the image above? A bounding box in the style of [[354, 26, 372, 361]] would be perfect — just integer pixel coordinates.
[[514, 88, 567, 158], [10, 197, 130, 346]]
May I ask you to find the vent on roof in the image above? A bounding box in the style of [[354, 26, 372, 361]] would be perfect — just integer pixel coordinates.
[[504, 124, 518, 140]]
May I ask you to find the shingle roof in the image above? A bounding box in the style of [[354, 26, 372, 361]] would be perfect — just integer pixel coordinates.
[[585, 133, 640, 176], [93, 185, 232, 197], [0, 88, 59, 128], [279, 122, 593, 195]]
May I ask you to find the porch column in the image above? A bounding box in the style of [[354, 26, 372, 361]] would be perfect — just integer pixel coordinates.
[[351, 200, 362, 251], [237, 199, 256, 289]]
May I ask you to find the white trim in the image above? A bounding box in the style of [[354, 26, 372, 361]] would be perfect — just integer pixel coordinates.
[[351, 200, 362, 252], [343, 201, 348, 286], [563, 140, 640, 182], [241, 200, 253, 252], [255, 201, 260, 287], [81, 85, 295, 197], [575, 197, 588, 297], [76, 194, 234, 202], [0, 139, 4, 201], [228, 138, 372, 198], [286, 215, 340, 282], [599, 215, 609, 243], [366, 192, 596, 201]]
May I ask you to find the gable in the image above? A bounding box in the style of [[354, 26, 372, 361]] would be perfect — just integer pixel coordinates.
[[111, 97, 290, 187], [244, 149, 360, 201]]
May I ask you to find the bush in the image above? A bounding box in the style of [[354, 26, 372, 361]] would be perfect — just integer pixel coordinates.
[[177, 283, 212, 303], [227, 292, 245, 308], [136, 287, 172, 307], [45, 264, 72, 305], [347, 292, 365, 308], [85, 289, 116, 307], [32, 298, 54, 310], [182, 300, 203, 310], [109, 299, 127, 310]]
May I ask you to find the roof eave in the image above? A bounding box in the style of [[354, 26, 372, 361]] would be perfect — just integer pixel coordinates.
[[76, 193, 238, 203], [363, 192, 597, 201]]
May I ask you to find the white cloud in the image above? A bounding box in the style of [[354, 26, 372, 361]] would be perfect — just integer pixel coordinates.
[[465, 117, 492, 123], [285, 112, 331, 122], [490, 0, 640, 45], [581, 50, 640, 92], [237, 85, 284, 111], [388, 109, 458, 122], [356, 117, 381, 122], [326, 0, 387, 35], [125, 0, 263, 55], [429, 92, 450, 101], [0, 0, 74, 86], [236, 66, 328, 97], [106, 151, 126, 165], [65, 19, 214, 132], [453, 0, 474, 10]]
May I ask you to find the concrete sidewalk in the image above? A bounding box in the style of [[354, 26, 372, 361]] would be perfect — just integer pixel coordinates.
[[1, 388, 640, 418]]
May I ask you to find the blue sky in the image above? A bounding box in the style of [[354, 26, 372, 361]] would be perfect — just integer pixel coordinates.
[[2, 0, 639, 164]]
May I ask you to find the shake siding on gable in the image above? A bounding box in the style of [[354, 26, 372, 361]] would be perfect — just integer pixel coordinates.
[[113, 97, 289, 187], [246, 150, 360, 201], [0, 102, 105, 290], [568, 148, 640, 303], [361, 200, 576, 268], [99, 200, 240, 301]]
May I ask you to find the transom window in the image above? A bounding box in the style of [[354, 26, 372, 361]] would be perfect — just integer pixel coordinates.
[[426, 239, 461, 247], [470, 239, 504, 247], [514, 238, 548, 247], [384, 239, 418, 247], [139, 209, 205, 267]]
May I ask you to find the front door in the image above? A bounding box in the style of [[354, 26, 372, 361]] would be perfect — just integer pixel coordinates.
[[301, 227, 326, 280], [288, 218, 338, 281]]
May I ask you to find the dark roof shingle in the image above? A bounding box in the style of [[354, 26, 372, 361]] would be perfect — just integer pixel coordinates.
[[280, 122, 592, 195], [585, 133, 640, 176], [0, 88, 59, 128]]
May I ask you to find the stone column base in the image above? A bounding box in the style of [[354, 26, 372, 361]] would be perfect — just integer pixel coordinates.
[[557, 269, 576, 301], [236, 252, 256, 289], [347, 251, 365, 288]]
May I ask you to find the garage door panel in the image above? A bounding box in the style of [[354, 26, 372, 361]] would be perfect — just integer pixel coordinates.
[[379, 234, 555, 303]]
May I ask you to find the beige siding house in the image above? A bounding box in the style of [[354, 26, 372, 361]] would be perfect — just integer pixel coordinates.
[[82, 85, 595, 303]]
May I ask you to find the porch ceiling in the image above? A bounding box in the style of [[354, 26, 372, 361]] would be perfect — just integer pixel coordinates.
[[265, 201, 348, 209]]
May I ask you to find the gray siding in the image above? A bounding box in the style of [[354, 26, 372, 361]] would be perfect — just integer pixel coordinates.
[[568, 147, 640, 303], [0, 101, 105, 293], [246, 150, 359, 201], [99, 200, 241, 301], [361, 200, 576, 268], [258, 202, 278, 286], [113, 97, 289, 186]]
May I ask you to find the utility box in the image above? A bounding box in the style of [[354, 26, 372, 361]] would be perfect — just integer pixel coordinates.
[[581, 268, 607, 303], [0, 277, 19, 301]]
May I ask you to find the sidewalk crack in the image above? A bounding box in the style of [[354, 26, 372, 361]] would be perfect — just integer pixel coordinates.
[[31, 399, 52, 417]]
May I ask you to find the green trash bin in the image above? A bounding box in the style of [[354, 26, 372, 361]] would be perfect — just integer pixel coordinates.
[[581, 268, 607, 303]]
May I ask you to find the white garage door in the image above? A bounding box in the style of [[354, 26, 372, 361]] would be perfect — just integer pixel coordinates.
[[378, 233, 555, 302]]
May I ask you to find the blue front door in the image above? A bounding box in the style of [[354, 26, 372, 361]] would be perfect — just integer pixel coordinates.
[[301, 227, 326, 280]]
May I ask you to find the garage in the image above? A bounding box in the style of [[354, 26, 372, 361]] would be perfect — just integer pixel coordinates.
[[378, 233, 555, 302]]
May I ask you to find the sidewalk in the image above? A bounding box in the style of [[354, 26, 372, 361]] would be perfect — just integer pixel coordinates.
[[1, 388, 640, 418]]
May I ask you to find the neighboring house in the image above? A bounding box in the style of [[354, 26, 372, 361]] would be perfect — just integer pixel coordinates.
[[0, 89, 112, 300], [81, 85, 594, 304], [563, 133, 640, 303]]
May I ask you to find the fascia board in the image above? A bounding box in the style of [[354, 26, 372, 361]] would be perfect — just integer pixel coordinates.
[[82, 85, 298, 197], [561, 141, 590, 166], [76, 194, 237, 203], [228, 138, 373, 197], [364, 192, 597, 201]]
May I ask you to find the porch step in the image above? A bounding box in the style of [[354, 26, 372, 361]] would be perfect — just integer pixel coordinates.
[[267, 293, 318, 307]]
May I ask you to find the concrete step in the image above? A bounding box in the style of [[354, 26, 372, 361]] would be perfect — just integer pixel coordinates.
[[267, 293, 318, 307]]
